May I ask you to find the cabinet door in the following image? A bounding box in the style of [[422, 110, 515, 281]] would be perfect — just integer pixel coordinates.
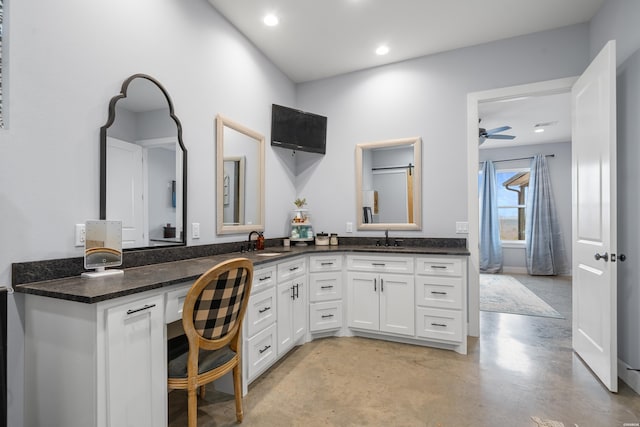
[[309, 271, 342, 302], [277, 281, 294, 356], [292, 276, 306, 342], [106, 294, 165, 427], [379, 274, 415, 336], [347, 272, 379, 331]]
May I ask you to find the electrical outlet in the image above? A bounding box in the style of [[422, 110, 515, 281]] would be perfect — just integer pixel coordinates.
[[192, 223, 200, 239], [346, 222, 353, 233], [75, 224, 86, 247], [456, 221, 469, 234]]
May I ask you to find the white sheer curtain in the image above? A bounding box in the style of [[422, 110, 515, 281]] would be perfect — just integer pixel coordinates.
[[525, 154, 568, 275], [479, 160, 503, 273]]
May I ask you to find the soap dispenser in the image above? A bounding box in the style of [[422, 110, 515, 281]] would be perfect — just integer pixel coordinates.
[[256, 232, 265, 250]]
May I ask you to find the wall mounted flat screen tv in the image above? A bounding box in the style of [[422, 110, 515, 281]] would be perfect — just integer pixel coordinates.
[[271, 104, 327, 154]]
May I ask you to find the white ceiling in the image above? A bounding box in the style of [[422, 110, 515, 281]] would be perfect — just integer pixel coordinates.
[[207, 0, 604, 84], [207, 0, 599, 148], [478, 92, 572, 149]]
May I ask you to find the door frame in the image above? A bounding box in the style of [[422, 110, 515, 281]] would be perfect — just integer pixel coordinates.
[[465, 76, 578, 337]]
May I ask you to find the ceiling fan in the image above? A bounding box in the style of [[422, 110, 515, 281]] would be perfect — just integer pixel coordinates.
[[479, 119, 516, 145]]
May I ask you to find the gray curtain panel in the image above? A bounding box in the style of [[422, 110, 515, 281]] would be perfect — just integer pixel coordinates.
[[525, 154, 568, 275], [479, 160, 503, 273]]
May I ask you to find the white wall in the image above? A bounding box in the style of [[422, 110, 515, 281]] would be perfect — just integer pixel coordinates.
[[590, 0, 640, 389], [295, 24, 589, 238], [0, 1, 297, 425], [479, 142, 572, 274]]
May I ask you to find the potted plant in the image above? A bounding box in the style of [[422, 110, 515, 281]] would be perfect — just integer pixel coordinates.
[[294, 198, 307, 209]]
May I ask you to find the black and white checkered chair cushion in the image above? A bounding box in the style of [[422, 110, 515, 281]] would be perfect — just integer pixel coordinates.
[[192, 267, 249, 340]]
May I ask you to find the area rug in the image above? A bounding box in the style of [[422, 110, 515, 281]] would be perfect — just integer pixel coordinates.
[[480, 274, 564, 319]]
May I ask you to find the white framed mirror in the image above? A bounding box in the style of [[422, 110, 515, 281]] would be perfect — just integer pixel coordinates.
[[216, 114, 265, 235], [355, 136, 422, 231]]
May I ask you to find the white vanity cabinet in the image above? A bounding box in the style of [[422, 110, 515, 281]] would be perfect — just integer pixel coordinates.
[[276, 257, 307, 356], [308, 254, 343, 332], [105, 294, 166, 427], [244, 264, 278, 385], [346, 254, 415, 336], [24, 285, 182, 427], [415, 256, 467, 354]]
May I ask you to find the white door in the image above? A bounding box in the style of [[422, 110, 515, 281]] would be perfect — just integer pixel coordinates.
[[106, 137, 146, 248], [572, 40, 617, 392], [292, 277, 306, 342], [347, 272, 380, 331], [106, 295, 166, 427], [379, 274, 415, 336], [276, 281, 294, 355]]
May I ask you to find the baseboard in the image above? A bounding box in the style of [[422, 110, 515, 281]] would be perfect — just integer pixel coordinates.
[[502, 266, 528, 274], [618, 358, 640, 394]]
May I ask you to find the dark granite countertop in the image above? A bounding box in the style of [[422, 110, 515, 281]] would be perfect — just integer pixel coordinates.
[[14, 243, 469, 304]]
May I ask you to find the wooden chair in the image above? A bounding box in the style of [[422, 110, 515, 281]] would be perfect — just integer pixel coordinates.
[[168, 258, 253, 425]]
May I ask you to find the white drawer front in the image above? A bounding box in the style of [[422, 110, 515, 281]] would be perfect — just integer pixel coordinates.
[[252, 265, 277, 294], [246, 287, 277, 337], [346, 255, 414, 274], [164, 282, 193, 324], [309, 255, 343, 272], [416, 257, 462, 277], [309, 272, 343, 302], [415, 276, 463, 310], [277, 257, 306, 281], [416, 307, 462, 343], [247, 323, 277, 380], [310, 301, 343, 332]]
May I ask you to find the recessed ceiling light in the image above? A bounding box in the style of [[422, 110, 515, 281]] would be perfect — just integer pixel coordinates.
[[263, 14, 279, 27], [534, 128, 545, 133], [376, 45, 389, 56]]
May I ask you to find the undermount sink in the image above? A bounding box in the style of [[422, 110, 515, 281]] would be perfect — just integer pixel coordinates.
[[255, 252, 283, 257]]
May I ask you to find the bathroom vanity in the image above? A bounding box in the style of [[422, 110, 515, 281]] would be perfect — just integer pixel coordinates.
[[15, 243, 468, 427]]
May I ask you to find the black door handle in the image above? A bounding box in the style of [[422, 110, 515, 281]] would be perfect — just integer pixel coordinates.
[[594, 252, 609, 262]]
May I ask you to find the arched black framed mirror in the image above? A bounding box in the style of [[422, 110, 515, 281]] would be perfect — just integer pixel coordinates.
[[100, 74, 187, 249]]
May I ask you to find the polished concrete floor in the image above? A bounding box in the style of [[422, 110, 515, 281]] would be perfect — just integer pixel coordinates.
[[168, 274, 640, 426]]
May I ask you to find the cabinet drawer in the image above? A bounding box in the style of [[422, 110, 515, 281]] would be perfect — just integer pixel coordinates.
[[416, 257, 462, 277], [165, 282, 193, 324], [309, 272, 343, 302], [277, 257, 306, 281], [309, 255, 343, 272], [310, 301, 343, 332], [416, 307, 462, 343], [247, 323, 277, 380], [253, 265, 277, 294], [415, 276, 463, 310], [246, 286, 277, 337], [346, 255, 414, 274]]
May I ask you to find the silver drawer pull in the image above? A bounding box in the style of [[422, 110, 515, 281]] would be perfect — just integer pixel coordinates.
[[320, 285, 334, 289], [431, 322, 447, 327], [258, 275, 271, 281], [321, 314, 335, 319], [431, 291, 448, 295], [126, 304, 156, 315], [259, 345, 271, 354], [289, 266, 300, 271], [258, 306, 271, 313], [321, 262, 334, 266], [372, 263, 386, 267], [430, 265, 447, 269]]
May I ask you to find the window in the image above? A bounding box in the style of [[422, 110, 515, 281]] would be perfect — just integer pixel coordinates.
[[496, 169, 529, 241], [478, 167, 530, 242]]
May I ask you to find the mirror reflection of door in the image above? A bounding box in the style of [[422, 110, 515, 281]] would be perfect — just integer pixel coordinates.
[[102, 75, 186, 249], [362, 145, 414, 224], [223, 157, 246, 225]]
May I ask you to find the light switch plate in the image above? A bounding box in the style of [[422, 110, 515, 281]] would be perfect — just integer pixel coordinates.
[[75, 224, 86, 247], [455, 221, 469, 234], [346, 222, 353, 233], [192, 223, 200, 239]]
